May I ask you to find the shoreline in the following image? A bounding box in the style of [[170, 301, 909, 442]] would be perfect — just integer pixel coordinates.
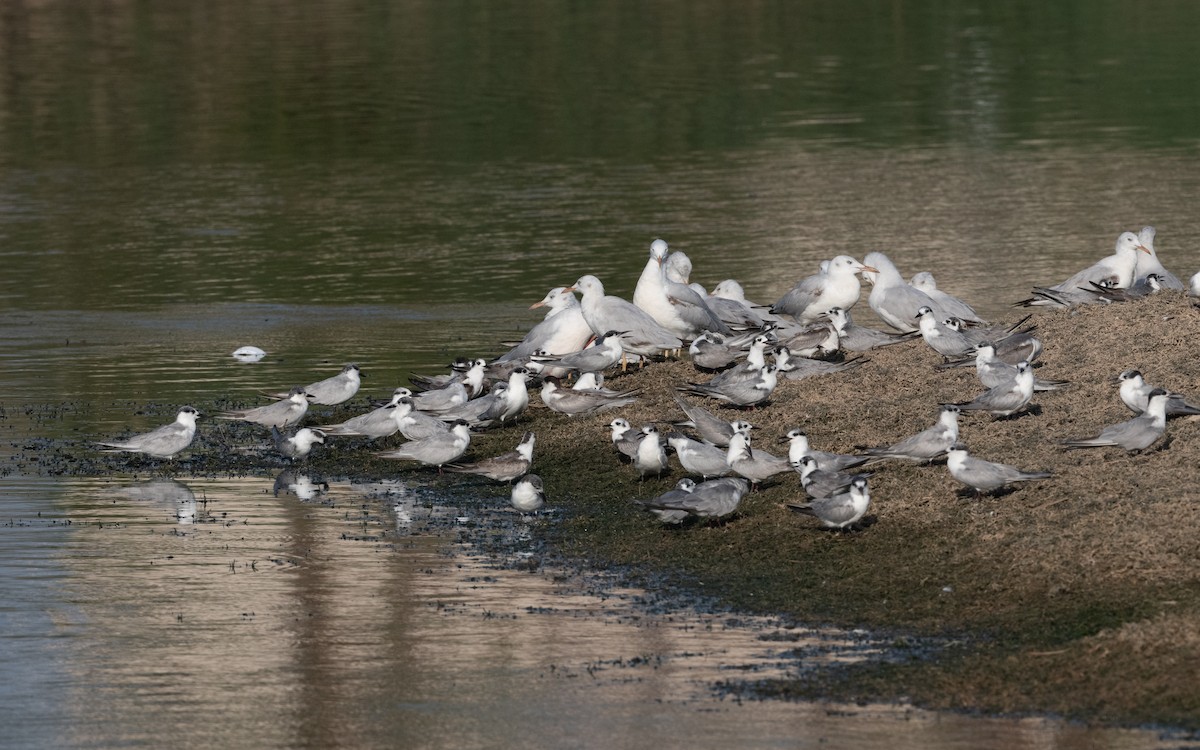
[[9, 292, 1200, 729]]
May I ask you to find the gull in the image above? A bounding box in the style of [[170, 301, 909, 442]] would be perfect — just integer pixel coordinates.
[[378, 419, 472, 468], [1063, 389, 1170, 452], [539, 377, 640, 417], [955, 361, 1034, 418], [446, 431, 536, 482], [972, 343, 1068, 392], [495, 287, 593, 370], [267, 364, 362, 405], [672, 394, 739, 447], [863, 404, 960, 463], [218, 387, 312, 429], [636, 478, 697, 524], [666, 432, 733, 479], [679, 364, 778, 408], [609, 418, 642, 461], [792, 455, 870, 500], [570, 274, 682, 359], [909, 271, 983, 324], [771, 255, 876, 323], [945, 445, 1052, 496], [644, 241, 731, 339], [532, 330, 626, 376], [1115, 370, 1200, 417], [781, 428, 869, 473], [639, 477, 750, 522], [861, 252, 941, 333], [916, 306, 975, 358], [318, 389, 410, 439], [1133, 225, 1185, 289], [824, 307, 919, 352], [1017, 232, 1150, 307], [787, 477, 872, 530], [271, 426, 325, 460], [633, 425, 669, 479], [1190, 270, 1200, 306], [97, 406, 200, 458], [510, 474, 545, 513], [705, 280, 766, 328], [774, 346, 865, 381], [725, 429, 790, 487]]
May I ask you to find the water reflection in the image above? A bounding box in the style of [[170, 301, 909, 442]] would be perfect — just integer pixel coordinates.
[[0, 476, 1181, 749]]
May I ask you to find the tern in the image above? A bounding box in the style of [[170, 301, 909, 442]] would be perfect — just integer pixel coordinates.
[[266, 364, 362, 405], [774, 346, 865, 381], [1115, 370, 1200, 417], [218, 387, 312, 429], [787, 476, 872, 530], [725, 428, 790, 487], [971, 343, 1068, 392], [945, 445, 1052, 496], [377, 419, 472, 468], [532, 330, 627, 375], [633, 425, 669, 478], [672, 395, 739, 447], [1063, 389, 1170, 453], [954, 361, 1034, 418], [915, 306, 975, 358], [666, 432, 733, 479], [639, 477, 749, 521], [271, 426, 325, 460], [539, 377, 640, 417], [96, 406, 200, 459], [635, 478, 697, 524], [792, 455, 870, 500], [510, 474, 545, 513], [318, 389, 410, 439], [781, 428, 870, 473], [446, 431, 535, 482], [609, 418, 642, 461], [824, 307, 919, 352], [679, 364, 777, 408], [863, 404, 960, 463]]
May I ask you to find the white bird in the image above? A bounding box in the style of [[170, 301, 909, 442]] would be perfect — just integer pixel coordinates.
[[781, 428, 869, 473], [954, 361, 1035, 418], [725, 429, 790, 487], [772, 255, 876, 323], [1063, 389, 1170, 453], [633, 425, 669, 479], [1133, 226, 1185, 289], [97, 406, 201, 458], [787, 476, 872, 530], [571, 274, 682, 361], [446, 431, 536, 481], [793, 455, 869, 500], [218, 387, 312, 429], [705, 279, 766, 328], [861, 252, 942, 333], [1018, 232, 1150, 307], [510, 474, 545, 513], [863, 405, 960, 463], [909, 271, 983, 324], [635, 240, 730, 339], [267, 364, 362, 405], [945, 446, 1052, 496], [666, 432, 733, 479], [378, 419, 472, 468], [609, 417, 642, 461], [1115, 370, 1200, 417], [915, 306, 975, 358], [496, 287, 593, 369], [1190, 270, 1200, 305], [271, 426, 325, 460]]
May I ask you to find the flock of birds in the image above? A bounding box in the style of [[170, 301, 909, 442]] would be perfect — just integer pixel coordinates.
[[96, 228, 1200, 530]]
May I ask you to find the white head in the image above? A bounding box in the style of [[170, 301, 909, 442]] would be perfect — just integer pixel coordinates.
[[650, 238, 669, 264], [665, 251, 693, 284]]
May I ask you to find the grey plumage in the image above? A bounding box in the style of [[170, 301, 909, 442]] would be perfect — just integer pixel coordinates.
[[1116, 369, 1200, 417], [268, 364, 362, 405], [1063, 389, 1170, 452], [446, 431, 535, 481], [638, 477, 749, 521], [539, 378, 640, 417], [792, 455, 870, 500], [946, 446, 1052, 495], [787, 477, 872, 530], [218, 387, 312, 429], [954, 361, 1034, 417], [781, 428, 870, 473], [378, 419, 472, 468], [672, 395, 738, 448], [271, 426, 325, 459], [863, 405, 960, 463], [824, 307, 919, 352], [726, 430, 790, 485], [510, 474, 546, 513], [318, 391, 409, 439], [678, 364, 777, 408], [96, 406, 201, 459], [666, 432, 733, 480]]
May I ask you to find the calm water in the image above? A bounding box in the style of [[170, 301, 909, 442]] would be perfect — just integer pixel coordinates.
[[2, 0, 1199, 746]]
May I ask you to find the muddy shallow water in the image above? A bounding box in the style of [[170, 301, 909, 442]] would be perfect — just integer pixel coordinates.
[[0, 473, 1187, 749]]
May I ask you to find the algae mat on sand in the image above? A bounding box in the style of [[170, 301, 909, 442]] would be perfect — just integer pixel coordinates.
[[522, 293, 1200, 727]]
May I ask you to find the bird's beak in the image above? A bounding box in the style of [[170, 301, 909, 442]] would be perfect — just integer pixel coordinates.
[[530, 300, 546, 309], [1136, 244, 1151, 254], [563, 285, 577, 293], [860, 265, 879, 274]]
